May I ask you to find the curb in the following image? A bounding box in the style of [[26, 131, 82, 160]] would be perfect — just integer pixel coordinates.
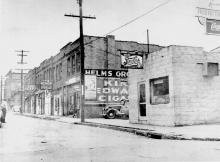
[[18, 113, 220, 141], [74, 122, 220, 141], [74, 122, 190, 140]]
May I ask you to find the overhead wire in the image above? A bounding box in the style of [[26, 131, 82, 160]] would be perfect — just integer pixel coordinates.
[[84, 0, 173, 47]]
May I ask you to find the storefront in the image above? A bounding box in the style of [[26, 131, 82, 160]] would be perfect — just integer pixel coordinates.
[[129, 45, 220, 126]]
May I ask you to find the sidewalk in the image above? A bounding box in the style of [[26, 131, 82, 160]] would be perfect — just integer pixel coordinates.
[[20, 113, 220, 141]]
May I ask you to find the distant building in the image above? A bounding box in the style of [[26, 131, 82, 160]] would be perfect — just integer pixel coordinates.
[[4, 70, 27, 109], [129, 45, 220, 126], [24, 35, 163, 118]]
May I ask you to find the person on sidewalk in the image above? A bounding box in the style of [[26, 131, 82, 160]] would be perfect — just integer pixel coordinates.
[[0, 101, 7, 123]]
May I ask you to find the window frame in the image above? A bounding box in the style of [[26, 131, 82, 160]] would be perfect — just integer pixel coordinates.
[[150, 76, 170, 105]]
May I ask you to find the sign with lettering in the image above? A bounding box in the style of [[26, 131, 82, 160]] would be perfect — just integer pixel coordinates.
[[206, 18, 220, 35], [84, 69, 128, 78], [96, 78, 128, 103], [40, 80, 52, 90], [120, 51, 143, 69]]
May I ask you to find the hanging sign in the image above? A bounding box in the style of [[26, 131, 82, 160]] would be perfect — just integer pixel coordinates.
[[206, 18, 220, 35], [120, 50, 143, 69]]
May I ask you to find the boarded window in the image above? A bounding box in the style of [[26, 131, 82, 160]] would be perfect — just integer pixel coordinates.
[[150, 76, 169, 105]]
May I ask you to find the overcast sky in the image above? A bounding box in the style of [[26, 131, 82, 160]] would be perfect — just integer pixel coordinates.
[[0, 0, 220, 76]]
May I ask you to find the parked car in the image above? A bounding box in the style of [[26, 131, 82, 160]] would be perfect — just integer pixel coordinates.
[[101, 100, 129, 119], [12, 105, 20, 112]]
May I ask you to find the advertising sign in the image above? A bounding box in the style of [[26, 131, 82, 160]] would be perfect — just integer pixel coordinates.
[[85, 75, 97, 100], [40, 80, 52, 90], [84, 69, 128, 103], [196, 7, 220, 19], [206, 18, 220, 35], [84, 69, 128, 78], [120, 51, 143, 69], [96, 78, 128, 103]]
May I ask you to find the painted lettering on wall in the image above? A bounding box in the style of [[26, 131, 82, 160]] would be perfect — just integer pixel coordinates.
[[96, 78, 128, 103]]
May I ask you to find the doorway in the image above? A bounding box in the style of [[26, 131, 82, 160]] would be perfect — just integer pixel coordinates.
[[138, 82, 146, 120]]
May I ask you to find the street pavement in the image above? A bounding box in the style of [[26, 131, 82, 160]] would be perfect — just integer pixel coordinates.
[[19, 112, 220, 141], [2, 113, 220, 162]]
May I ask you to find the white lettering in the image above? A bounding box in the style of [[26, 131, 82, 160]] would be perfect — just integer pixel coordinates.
[[111, 88, 120, 94], [120, 88, 128, 94], [98, 96, 106, 102], [97, 88, 101, 94], [108, 71, 112, 77], [104, 80, 113, 86]]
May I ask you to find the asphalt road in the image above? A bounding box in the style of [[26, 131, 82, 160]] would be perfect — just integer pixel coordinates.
[[1, 113, 220, 162]]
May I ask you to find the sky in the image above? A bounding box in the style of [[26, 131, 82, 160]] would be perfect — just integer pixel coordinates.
[[0, 0, 220, 77]]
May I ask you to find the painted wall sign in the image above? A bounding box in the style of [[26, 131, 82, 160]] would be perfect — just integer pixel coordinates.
[[85, 75, 97, 100], [206, 18, 220, 35], [40, 81, 52, 90], [196, 0, 220, 19], [120, 51, 143, 69], [196, 7, 220, 19], [84, 69, 128, 78], [96, 78, 128, 103]]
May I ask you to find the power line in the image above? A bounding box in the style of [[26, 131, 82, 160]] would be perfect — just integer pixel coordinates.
[[84, 0, 173, 47], [16, 50, 29, 114]]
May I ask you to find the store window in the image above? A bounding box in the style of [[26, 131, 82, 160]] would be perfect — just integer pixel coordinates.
[[150, 76, 169, 105]]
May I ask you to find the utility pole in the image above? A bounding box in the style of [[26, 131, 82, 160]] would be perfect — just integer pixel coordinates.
[[0, 76, 3, 104], [147, 29, 150, 54], [16, 50, 28, 114], [65, 0, 95, 122]]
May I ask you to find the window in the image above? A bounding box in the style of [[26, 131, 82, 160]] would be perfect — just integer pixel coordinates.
[[150, 76, 169, 105], [59, 63, 62, 80], [67, 57, 71, 76], [76, 52, 81, 73], [56, 65, 59, 82], [72, 54, 76, 75]]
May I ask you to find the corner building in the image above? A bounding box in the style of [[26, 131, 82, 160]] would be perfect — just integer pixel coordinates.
[[129, 45, 220, 126], [24, 35, 162, 118]]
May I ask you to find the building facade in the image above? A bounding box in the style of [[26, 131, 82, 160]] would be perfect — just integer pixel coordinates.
[[4, 70, 27, 109], [129, 45, 220, 126], [24, 35, 162, 118]]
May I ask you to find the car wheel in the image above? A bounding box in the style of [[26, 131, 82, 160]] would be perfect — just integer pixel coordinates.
[[107, 110, 116, 119]]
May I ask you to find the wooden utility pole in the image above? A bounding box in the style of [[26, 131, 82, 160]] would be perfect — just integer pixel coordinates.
[[147, 29, 150, 54], [0, 76, 3, 104], [65, 0, 95, 122], [16, 50, 28, 114]]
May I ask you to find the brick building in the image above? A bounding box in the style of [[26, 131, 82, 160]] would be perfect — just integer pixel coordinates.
[[24, 35, 162, 118], [129, 45, 220, 126], [4, 70, 27, 109]]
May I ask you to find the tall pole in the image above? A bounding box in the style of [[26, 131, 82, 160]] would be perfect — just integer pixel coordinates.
[[0, 76, 2, 104], [147, 29, 150, 54], [16, 50, 28, 114], [65, 0, 95, 122], [79, 0, 85, 122]]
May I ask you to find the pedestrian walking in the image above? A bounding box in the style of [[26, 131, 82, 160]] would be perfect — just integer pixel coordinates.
[[1, 101, 7, 123]]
